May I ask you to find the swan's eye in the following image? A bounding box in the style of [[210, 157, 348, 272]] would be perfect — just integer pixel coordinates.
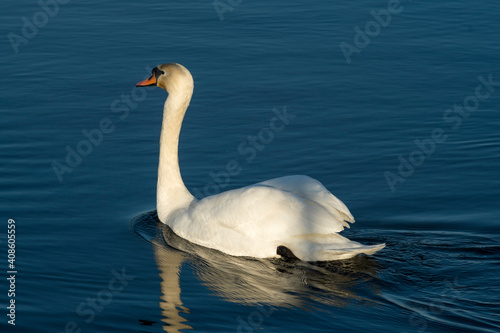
[[153, 68, 165, 80]]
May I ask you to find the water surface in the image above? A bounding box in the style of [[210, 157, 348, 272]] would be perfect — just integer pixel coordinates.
[[1, 0, 500, 332]]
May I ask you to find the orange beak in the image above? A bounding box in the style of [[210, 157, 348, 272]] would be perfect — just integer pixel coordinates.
[[136, 74, 157, 87]]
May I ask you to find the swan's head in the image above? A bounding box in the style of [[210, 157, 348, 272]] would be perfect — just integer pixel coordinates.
[[136, 63, 193, 94]]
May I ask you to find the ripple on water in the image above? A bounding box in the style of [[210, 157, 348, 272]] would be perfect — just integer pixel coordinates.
[[132, 211, 500, 333]]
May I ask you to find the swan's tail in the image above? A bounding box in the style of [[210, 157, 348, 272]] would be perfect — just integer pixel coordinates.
[[280, 234, 385, 261]]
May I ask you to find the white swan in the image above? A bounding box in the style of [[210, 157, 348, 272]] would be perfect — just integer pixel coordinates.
[[136, 63, 385, 261]]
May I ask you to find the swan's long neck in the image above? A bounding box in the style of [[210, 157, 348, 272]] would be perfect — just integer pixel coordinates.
[[157, 85, 194, 222]]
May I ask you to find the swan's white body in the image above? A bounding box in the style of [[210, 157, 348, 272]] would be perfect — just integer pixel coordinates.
[[139, 63, 385, 261]]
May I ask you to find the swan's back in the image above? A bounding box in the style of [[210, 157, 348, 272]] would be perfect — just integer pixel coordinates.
[[168, 175, 384, 260]]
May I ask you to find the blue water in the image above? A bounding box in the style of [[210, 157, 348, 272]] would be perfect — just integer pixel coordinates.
[[1, 0, 500, 332]]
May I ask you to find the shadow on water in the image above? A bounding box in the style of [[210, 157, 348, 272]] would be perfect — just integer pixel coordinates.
[[131, 211, 384, 332]]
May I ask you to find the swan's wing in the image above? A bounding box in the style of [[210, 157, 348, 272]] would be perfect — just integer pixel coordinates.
[[193, 183, 348, 233], [170, 180, 354, 258], [167, 177, 385, 260], [258, 175, 354, 227]]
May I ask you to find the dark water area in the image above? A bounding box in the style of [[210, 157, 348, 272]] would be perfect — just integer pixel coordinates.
[[1, 0, 500, 332]]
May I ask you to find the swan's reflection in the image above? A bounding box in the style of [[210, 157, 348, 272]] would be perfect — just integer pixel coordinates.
[[153, 245, 192, 332], [133, 211, 382, 332]]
